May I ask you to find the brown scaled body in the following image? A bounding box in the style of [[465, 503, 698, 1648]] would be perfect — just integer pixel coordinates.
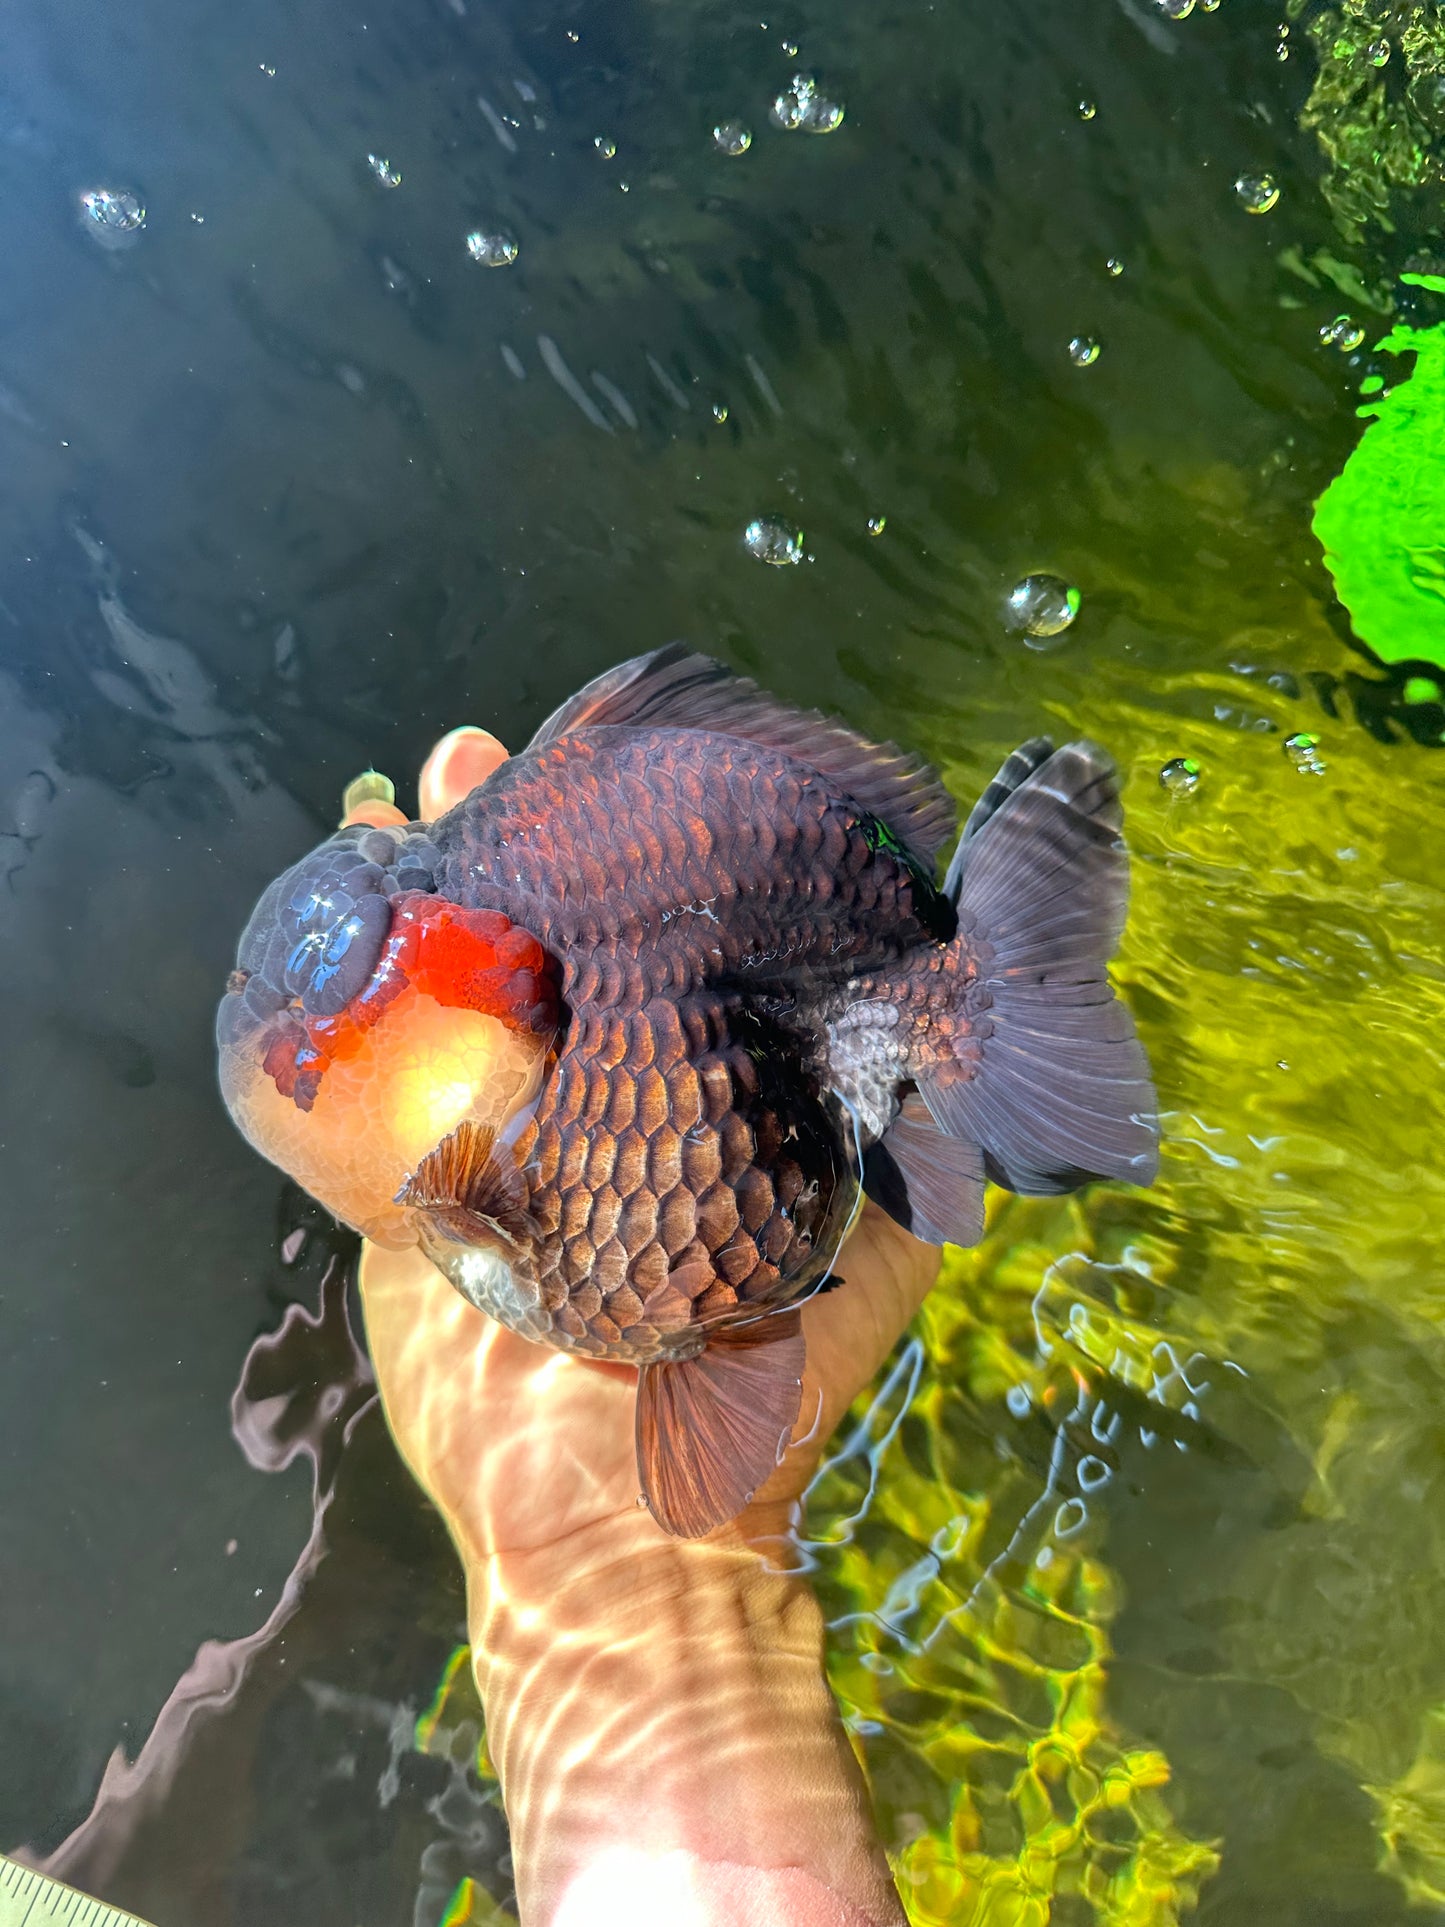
[[423, 722, 951, 1363]]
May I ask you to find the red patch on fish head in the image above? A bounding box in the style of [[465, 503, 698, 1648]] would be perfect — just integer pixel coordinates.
[[261, 894, 558, 1111]]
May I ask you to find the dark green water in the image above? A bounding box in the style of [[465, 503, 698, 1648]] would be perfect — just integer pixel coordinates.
[[2, 0, 1443, 1921]]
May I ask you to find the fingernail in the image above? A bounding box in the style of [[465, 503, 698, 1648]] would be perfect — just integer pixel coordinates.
[[340, 771, 407, 828], [420, 726, 509, 821]]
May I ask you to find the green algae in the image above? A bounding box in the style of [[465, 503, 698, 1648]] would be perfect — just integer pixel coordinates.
[[1288, 0, 1445, 249], [1314, 276, 1445, 669]]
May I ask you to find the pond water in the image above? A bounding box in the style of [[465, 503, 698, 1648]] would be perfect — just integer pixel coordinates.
[[2, 0, 1443, 1921]]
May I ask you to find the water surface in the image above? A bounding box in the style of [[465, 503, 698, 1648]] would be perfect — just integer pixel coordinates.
[[2, 0, 1442, 1921]]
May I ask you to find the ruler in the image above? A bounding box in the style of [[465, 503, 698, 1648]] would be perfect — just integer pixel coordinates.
[[0, 1858, 155, 1927]]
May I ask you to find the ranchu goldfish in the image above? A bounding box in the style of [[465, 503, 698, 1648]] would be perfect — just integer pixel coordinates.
[[218, 648, 1157, 1535]]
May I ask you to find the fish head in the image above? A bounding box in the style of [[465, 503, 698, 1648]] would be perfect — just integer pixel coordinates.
[[217, 824, 557, 1248]]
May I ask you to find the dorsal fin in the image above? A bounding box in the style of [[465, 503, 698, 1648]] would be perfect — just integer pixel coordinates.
[[528, 645, 957, 869], [396, 1121, 535, 1246]]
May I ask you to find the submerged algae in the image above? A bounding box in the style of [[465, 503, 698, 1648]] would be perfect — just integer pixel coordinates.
[[1289, 0, 1445, 247], [809, 1212, 1222, 1927]]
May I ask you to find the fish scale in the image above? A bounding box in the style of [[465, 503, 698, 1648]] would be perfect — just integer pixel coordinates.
[[503, 992, 841, 1361], [436, 729, 943, 986]]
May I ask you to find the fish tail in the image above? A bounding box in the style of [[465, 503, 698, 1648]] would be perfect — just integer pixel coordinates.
[[865, 740, 1159, 1245]]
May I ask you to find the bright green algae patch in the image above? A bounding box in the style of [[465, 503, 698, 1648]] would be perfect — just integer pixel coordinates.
[[1314, 276, 1445, 668]]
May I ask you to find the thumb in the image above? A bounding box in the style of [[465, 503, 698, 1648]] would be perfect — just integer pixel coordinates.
[[420, 727, 510, 820]]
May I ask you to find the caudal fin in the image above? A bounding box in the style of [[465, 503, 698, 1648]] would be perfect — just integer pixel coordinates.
[[635, 1310, 804, 1537], [916, 740, 1158, 1197]]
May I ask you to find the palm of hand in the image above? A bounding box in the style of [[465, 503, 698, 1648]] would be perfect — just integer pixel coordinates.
[[360, 1202, 938, 1562]]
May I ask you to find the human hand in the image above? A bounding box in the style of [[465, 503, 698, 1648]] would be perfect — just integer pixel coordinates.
[[352, 723, 941, 1926]]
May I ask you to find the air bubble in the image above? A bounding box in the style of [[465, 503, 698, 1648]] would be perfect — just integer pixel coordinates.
[[1320, 314, 1365, 351], [1106, 255, 1124, 276], [1283, 731, 1326, 774], [866, 514, 887, 536], [1235, 173, 1280, 214], [1160, 756, 1202, 795], [781, 37, 799, 56], [1068, 335, 1101, 366], [366, 154, 402, 188], [771, 73, 845, 133], [744, 516, 805, 565], [712, 119, 753, 155], [594, 135, 617, 158], [711, 402, 729, 423], [1368, 37, 1391, 64], [1078, 99, 1098, 121], [1155, 0, 1195, 16], [77, 187, 146, 249], [1005, 573, 1080, 641], [466, 230, 519, 266]]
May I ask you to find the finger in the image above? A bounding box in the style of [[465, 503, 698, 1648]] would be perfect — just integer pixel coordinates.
[[342, 800, 409, 829], [799, 1204, 941, 1435], [340, 770, 407, 830], [420, 726, 510, 820]]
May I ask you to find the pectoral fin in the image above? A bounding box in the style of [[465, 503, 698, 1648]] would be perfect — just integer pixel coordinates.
[[635, 1310, 805, 1538], [396, 1120, 535, 1247]]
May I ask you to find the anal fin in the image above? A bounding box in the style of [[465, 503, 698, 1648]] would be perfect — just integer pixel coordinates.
[[863, 1091, 986, 1247], [636, 1310, 805, 1538]]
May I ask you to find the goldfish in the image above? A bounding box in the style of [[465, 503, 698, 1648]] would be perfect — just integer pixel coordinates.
[[218, 647, 1157, 1536]]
